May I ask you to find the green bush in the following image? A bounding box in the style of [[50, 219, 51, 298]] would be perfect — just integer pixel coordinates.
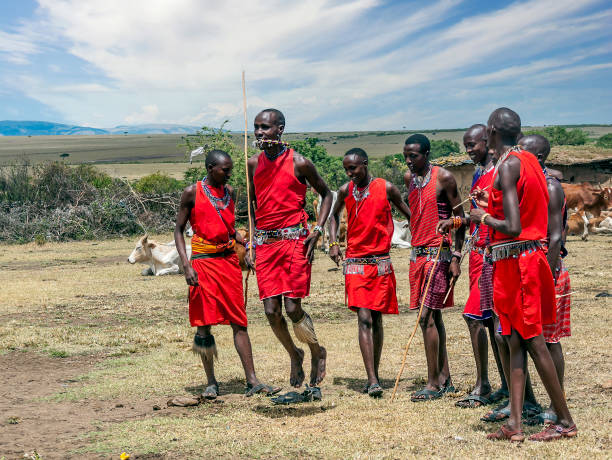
[[133, 172, 184, 194], [430, 140, 461, 159], [595, 133, 612, 148], [524, 126, 587, 146]]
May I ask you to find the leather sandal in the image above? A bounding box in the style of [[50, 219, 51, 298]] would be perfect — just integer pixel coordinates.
[[486, 424, 525, 442], [528, 422, 578, 442]]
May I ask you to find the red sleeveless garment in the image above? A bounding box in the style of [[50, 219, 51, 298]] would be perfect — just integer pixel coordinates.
[[188, 181, 246, 327], [253, 149, 308, 230], [343, 178, 398, 313], [488, 150, 555, 339], [252, 149, 311, 300], [407, 166, 453, 310], [464, 166, 495, 319]]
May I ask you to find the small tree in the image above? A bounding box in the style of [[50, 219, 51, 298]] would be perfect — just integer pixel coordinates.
[[430, 139, 460, 159], [524, 126, 587, 146], [595, 133, 612, 148]]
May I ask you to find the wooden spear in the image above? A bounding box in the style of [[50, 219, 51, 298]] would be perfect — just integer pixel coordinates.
[[242, 71, 253, 262], [391, 239, 445, 402]]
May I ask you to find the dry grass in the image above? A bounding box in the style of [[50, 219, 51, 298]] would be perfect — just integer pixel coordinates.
[[1, 234, 611, 458]]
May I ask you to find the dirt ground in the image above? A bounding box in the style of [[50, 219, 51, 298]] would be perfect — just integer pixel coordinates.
[[0, 233, 611, 459]]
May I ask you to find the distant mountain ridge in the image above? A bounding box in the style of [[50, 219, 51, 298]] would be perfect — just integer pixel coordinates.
[[0, 120, 200, 136]]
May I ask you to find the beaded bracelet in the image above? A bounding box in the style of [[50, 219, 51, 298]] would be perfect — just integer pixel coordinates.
[[329, 241, 339, 249], [452, 216, 462, 229], [312, 225, 323, 235], [480, 213, 490, 225], [245, 241, 256, 250]]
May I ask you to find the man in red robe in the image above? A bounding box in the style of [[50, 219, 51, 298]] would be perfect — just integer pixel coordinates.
[[403, 134, 465, 401], [246, 109, 332, 388], [520, 134, 572, 425], [453, 124, 507, 408], [470, 108, 576, 442], [328, 148, 411, 398], [174, 150, 279, 398]]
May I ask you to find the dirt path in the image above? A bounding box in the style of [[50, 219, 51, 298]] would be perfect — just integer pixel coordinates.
[[0, 352, 171, 459]]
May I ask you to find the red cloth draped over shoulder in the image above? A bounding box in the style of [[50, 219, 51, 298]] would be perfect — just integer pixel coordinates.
[[488, 150, 555, 339], [188, 181, 246, 327], [464, 166, 494, 318], [253, 149, 308, 229], [253, 149, 311, 300], [344, 178, 398, 313], [407, 166, 453, 310]]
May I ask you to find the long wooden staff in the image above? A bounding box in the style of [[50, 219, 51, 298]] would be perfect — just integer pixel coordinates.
[[242, 71, 253, 262], [391, 238, 445, 402]]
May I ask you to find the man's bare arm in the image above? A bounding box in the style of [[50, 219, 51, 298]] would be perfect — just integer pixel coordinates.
[[386, 181, 411, 221], [328, 183, 349, 265], [546, 180, 565, 275], [439, 168, 465, 252], [174, 185, 198, 286]]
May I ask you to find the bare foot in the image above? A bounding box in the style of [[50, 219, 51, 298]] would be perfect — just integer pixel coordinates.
[[310, 346, 327, 386], [290, 348, 305, 388]]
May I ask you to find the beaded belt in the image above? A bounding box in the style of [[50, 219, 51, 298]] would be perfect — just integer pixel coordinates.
[[191, 249, 235, 259], [488, 240, 542, 262], [254, 224, 308, 245], [343, 254, 392, 276], [410, 245, 452, 263]]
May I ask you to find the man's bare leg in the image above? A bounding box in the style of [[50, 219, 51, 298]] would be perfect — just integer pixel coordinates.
[[486, 316, 508, 394], [507, 329, 528, 432], [357, 308, 378, 386], [372, 311, 383, 382], [284, 297, 327, 386], [526, 336, 574, 427], [230, 323, 260, 388], [434, 310, 452, 388], [544, 342, 565, 416], [465, 316, 491, 396], [263, 296, 305, 387], [196, 326, 217, 387], [418, 307, 441, 392]]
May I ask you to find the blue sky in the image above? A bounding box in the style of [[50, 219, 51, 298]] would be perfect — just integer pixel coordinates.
[[0, 0, 610, 131]]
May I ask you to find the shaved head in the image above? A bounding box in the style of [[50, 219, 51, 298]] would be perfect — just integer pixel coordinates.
[[488, 107, 521, 142], [464, 123, 486, 141], [519, 134, 551, 164], [205, 149, 232, 169]]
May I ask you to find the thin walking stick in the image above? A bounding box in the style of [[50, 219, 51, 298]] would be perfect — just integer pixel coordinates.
[[242, 71, 254, 262], [391, 238, 445, 402]]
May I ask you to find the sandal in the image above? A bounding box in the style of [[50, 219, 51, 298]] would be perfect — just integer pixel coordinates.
[[489, 388, 509, 404], [524, 410, 558, 426], [440, 378, 456, 395], [481, 404, 511, 422], [202, 383, 219, 400], [270, 385, 322, 405], [522, 401, 542, 418], [487, 424, 525, 442], [455, 393, 491, 408], [528, 422, 577, 442], [411, 387, 442, 402], [367, 383, 383, 398], [245, 383, 282, 397]]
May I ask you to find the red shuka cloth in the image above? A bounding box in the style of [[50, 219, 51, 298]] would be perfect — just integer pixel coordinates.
[[488, 151, 555, 339], [407, 166, 453, 310], [344, 178, 398, 314], [188, 181, 246, 327], [464, 166, 494, 318], [253, 149, 311, 300]]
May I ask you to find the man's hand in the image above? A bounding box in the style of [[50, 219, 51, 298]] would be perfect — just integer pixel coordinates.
[[436, 219, 453, 234], [449, 258, 461, 280], [329, 244, 343, 266], [472, 187, 489, 208], [303, 231, 320, 264], [184, 265, 199, 286], [470, 208, 486, 224], [245, 248, 256, 271]]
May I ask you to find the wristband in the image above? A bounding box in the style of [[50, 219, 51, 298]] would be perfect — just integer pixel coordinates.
[[452, 216, 462, 229], [245, 241, 256, 250], [329, 241, 339, 249], [480, 213, 490, 225], [312, 225, 323, 235]]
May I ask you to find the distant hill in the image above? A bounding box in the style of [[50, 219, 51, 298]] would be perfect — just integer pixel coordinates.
[[0, 120, 199, 136]]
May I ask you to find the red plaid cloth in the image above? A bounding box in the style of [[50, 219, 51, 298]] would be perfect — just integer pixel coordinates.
[[543, 260, 571, 343], [409, 258, 452, 310]]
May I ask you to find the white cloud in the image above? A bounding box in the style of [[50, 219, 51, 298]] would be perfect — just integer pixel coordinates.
[[6, 0, 612, 128]]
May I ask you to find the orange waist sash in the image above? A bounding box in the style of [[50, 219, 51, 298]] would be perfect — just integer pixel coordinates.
[[191, 236, 236, 254]]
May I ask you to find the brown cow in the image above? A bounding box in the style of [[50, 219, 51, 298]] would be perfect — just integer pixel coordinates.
[[561, 183, 611, 240]]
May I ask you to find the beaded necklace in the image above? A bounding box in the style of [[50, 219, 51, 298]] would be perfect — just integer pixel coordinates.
[[201, 176, 231, 215], [264, 146, 287, 161], [493, 145, 521, 177], [352, 176, 373, 216], [412, 164, 432, 213]]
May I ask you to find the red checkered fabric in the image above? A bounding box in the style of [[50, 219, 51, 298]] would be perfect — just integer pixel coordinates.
[[543, 260, 571, 343]]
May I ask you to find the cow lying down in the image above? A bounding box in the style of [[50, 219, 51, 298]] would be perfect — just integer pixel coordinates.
[[128, 235, 191, 276]]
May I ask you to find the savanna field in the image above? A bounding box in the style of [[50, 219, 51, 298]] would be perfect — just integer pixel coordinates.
[[1, 233, 610, 459]]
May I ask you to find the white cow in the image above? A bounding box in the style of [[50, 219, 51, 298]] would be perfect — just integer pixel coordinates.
[[391, 219, 411, 249], [128, 235, 191, 276], [593, 216, 612, 234]]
